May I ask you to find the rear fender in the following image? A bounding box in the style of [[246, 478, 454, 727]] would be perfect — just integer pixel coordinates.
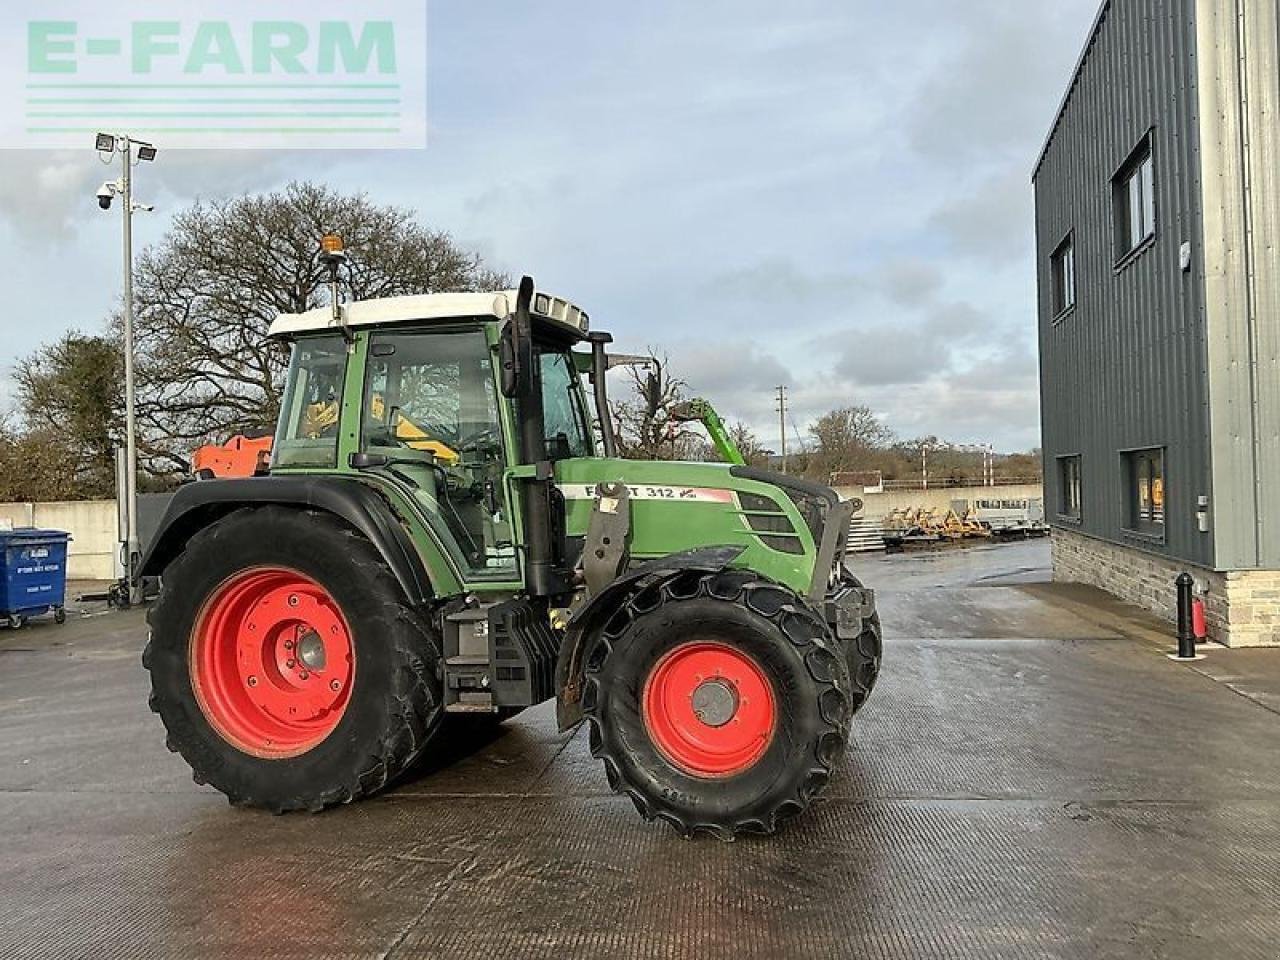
[[554, 545, 744, 730], [136, 476, 434, 606]]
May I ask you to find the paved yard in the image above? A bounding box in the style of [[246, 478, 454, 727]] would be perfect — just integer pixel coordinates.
[[2, 540, 1279, 959]]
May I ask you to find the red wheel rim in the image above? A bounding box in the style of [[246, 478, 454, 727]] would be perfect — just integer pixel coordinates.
[[190, 568, 355, 759], [642, 641, 776, 778]]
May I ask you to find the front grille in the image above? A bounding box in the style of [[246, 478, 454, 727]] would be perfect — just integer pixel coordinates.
[[740, 492, 781, 513], [730, 467, 843, 565], [739, 491, 804, 554], [745, 513, 795, 534], [782, 489, 828, 546], [758, 534, 806, 555]]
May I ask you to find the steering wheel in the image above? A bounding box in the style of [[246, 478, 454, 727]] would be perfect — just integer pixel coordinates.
[[457, 426, 500, 454]]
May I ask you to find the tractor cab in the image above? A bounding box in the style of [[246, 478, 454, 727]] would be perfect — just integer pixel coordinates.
[[266, 282, 599, 589]]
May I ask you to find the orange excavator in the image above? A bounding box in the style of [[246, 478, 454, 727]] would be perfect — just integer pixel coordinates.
[[191, 434, 274, 479]]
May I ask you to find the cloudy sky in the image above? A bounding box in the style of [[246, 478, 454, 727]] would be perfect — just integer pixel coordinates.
[[0, 0, 1099, 453]]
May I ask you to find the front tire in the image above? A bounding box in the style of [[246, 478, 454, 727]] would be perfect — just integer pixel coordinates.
[[584, 570, 852, 839], [143, 507, 442, 812]]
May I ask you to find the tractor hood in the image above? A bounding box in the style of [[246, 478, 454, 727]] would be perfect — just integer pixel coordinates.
[[553, 458, 853, 598]]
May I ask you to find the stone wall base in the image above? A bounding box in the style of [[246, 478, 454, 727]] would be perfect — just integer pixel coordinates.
[[1051, 527, 1280, 648]]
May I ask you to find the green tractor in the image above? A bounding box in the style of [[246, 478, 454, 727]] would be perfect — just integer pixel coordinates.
[[140, 269, 881, 839]]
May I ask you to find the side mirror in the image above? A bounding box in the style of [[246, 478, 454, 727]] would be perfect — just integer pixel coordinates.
[[498, 320, 525, 397], [349, 452, 389, 470], [546, 433, 572, 462], [499, 276, 536, 398]]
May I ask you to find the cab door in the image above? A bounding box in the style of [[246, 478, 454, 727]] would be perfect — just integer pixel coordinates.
[[359, 326, 517, 582]]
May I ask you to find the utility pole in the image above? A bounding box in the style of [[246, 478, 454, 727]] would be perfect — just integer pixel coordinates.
[[96, 133, 157, 606], [776, 386, 788, 474]]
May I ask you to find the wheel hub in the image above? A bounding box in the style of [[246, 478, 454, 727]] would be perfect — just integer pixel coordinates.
[[297, 629, 327, 671], [690, 678, 738, 727], [189, 568, 355, 759], [642, 641, 776, 778]]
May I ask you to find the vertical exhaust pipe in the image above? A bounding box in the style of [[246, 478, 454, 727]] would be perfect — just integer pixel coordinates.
[[512, 277, 559, 596], [587, 331, 617, 458]]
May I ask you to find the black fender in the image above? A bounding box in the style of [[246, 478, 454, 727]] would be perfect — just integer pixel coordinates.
[[554, 545, 745, 731], [136, 476, 434, 606]]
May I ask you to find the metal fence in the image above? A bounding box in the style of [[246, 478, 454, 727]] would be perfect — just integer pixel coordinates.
[[878, 476, 1043, 492]]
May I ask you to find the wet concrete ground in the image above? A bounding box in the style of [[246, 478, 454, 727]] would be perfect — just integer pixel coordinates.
[[3, 540, 1280, 959]]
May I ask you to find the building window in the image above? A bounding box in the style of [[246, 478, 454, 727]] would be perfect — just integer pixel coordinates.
[[1113, 134, 1156, 260], [1050, 234, 1076, 318], [1123, 448, 1165, 535], [1057, 455, 1081, 520]]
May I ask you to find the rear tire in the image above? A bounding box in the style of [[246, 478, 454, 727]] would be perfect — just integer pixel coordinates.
[[583, 570, 852, 839], [143, 507, 442, 812]]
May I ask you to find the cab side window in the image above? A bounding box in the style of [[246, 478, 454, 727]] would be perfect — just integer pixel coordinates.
[[273, 335, 347, 469], [538, 350, 592, 459]]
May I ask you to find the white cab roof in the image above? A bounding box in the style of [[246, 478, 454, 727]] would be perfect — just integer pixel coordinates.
[[268, 290, 589, 338]]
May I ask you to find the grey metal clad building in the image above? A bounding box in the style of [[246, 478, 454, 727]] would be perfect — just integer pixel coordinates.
[[1034, 0, 1280, 646]]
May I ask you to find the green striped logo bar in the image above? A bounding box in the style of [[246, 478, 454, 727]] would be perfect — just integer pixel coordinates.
[[9, 2, 426, 149]]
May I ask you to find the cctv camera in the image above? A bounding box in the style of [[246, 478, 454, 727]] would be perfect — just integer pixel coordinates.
[[96, 184, 114, 211]]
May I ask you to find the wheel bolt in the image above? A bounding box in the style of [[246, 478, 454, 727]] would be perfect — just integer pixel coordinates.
[[299, 671, 309, 681], [247, 676, 258, 687], [288, 595, 299, 607], [330, 680, 340, 692], [284, 640, 295, 650], [286, 659, 296, 669]]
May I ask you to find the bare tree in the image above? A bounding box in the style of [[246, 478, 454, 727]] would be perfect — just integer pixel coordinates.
[[807, 405, 895, 480], [727, 420, 772, 467], [609, 352, 698, 460], [122, 181, 506, 476]]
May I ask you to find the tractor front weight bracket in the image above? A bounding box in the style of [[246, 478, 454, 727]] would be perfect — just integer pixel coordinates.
[[582, 483, 632, 598]]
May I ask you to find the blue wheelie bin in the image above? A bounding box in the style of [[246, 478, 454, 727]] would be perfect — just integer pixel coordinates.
[[0, 529, 72, 628]]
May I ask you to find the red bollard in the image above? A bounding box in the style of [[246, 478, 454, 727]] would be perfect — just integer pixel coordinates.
[[1192, 596, 1208, 641]]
